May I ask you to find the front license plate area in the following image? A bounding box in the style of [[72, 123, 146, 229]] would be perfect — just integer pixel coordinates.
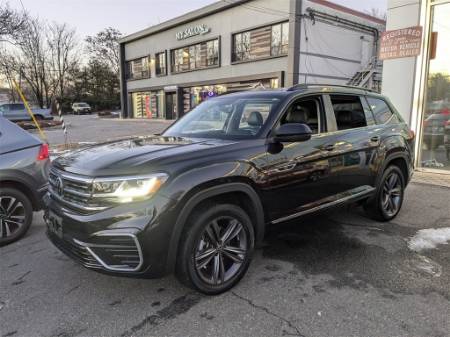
[[47, 211, 63, 239]]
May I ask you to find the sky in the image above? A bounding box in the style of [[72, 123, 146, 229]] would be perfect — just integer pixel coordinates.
[[9, 0, 387, 39]]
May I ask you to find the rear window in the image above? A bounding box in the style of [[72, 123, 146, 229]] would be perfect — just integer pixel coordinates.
[[367, 97, 399, 124]]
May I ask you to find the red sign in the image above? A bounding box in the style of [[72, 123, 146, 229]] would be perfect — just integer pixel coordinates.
[[379, 26, 423, 60]]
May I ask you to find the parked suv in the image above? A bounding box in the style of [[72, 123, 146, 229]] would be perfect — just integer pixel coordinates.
[[72, 102, 92, 115], [45, 85, 414, 294]]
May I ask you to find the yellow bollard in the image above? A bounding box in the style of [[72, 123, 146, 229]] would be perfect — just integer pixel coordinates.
[[11, 79, 48, 142]]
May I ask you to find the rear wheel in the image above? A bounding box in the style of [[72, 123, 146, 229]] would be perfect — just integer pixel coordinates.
[[0, 188, 33, 246], [176, 203, 254, 295], [364, 166, 405, 222]]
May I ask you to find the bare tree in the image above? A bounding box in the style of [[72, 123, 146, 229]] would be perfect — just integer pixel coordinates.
[[85, 27, 122, 75], [365, 8, 387, 21], [47, 22, 79, 99], [0, 2, 27, 42]]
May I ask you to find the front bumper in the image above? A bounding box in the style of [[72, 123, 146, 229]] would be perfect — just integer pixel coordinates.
[[44, 192, 177, 278]]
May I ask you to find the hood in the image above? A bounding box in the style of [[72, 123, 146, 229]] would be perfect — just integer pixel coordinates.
[[52, 136, 236, 176]]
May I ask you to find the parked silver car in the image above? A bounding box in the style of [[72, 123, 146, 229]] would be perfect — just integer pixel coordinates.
[[0, 102, 53, 122], [72, 102, 92, 114], [0, 117, 50, 246]]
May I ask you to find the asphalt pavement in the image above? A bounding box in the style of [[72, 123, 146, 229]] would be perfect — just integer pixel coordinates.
[[1, 182, 449, 337]]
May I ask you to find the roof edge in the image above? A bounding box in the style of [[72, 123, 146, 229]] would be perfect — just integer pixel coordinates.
[[120, 0, 251, 44]]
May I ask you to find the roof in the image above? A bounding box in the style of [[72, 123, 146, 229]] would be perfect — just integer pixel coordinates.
[[120, 0, 385, 44], [308, 0, 386, 25]]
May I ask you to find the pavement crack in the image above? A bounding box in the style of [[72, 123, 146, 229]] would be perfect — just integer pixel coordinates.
[[120, 292, 201, 337], [11, 271, 31, 286], [231, 291, 305, 337], [66, 285, 80, 295]]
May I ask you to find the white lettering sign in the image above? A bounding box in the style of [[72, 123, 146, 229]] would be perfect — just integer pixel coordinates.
[[176, 24, 211, 40]]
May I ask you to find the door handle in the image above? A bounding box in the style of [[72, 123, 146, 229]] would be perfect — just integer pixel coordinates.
[[322, 144, 335, 151], [370, 136, 380, 143]]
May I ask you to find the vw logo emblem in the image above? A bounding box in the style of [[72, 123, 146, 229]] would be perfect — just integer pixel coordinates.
[[55, 176, 64, 196]]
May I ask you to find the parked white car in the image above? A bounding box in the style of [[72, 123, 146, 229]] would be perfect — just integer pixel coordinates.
[[71, 102, 92, 115]]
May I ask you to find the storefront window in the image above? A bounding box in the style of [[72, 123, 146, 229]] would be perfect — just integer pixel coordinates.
[[126, 57, 150, 80], [155, 52, 166, 76], [271, 22, 289, 56], [232, 22, 288, 62], [420, 2, 450, 170], [171, 38, 219, 73], [132, 91, 164, 118]]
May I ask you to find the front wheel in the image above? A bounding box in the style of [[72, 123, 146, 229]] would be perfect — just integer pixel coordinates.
[[364, 166, 405, 222], [176, 203, 255, 295], [0, 188, 33, 246]]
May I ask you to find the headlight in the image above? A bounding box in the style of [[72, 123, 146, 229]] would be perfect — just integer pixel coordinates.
[[92, 173, 168, 203]]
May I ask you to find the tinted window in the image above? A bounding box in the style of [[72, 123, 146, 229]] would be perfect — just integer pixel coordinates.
[[331, 95, 367, 130], [11, 104, 24, 111], [367, 97, 399, 124], [281, 97, 321, 134]]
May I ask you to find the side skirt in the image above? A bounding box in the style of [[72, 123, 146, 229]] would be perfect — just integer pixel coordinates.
[[270, 185, 375, 225]]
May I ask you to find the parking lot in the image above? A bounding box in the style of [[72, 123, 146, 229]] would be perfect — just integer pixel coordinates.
[[3, 115, 450, 337], [1, 178, 449, 337]]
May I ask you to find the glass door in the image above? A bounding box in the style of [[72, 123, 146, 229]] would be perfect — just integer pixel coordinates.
[[419, 1, 450, 170]]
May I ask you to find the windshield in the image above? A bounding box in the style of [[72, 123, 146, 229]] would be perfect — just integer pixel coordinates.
[[75, 103, 89, 107], [163, 96, 280, 139]]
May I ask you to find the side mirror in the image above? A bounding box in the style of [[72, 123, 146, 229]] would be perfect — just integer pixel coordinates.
[[273, 123, 312, 143]]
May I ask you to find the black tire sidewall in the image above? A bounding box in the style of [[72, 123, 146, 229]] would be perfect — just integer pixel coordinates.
[[178, 204, 255, 295], [0, 187, 33, 246], [377, 166, 405, 221]]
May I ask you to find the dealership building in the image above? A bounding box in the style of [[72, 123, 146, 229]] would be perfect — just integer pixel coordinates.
[[119, 0, 385, 120], [382, 0, 450, 173]]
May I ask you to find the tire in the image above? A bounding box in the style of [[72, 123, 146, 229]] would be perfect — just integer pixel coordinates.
[[364, 165, 405, 222], [34, 115, 43, 120], [0, 187, 33, 247], [176, 203, 255, 295]]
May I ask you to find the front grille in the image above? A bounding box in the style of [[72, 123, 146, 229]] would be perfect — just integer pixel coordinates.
[[48, 168, 106, 212]]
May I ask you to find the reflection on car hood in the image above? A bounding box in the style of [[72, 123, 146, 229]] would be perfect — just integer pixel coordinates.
[[52, 136, 237, 176]]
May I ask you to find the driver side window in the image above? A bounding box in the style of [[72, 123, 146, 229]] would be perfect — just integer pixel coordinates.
[[281, 96, 321, 134]]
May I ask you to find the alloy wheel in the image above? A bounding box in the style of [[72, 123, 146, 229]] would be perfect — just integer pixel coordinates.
[[194, 216, 248, 286], [381, 172, 402, 217], [0, 196, 26, 238]]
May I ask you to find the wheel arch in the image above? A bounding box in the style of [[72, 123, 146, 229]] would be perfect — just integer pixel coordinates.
[[377, 152, 412, 187], [165, 182, 265, 274], [0, 179, 40, 211]]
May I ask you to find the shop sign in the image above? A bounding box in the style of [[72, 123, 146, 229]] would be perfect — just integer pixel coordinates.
[[379, 26, 423, 60], [176, 24, 211, 41]]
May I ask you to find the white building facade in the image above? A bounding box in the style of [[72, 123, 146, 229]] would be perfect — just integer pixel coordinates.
[[119, 0, 384, 120], [382, 0, 450, 173]]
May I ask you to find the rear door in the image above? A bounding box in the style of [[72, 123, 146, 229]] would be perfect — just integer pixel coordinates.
[[322, 93, 379, 193], [10, 103, 27, 121]]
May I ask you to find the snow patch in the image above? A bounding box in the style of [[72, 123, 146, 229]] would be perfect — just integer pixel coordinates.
[[408, 227, 450, 252]]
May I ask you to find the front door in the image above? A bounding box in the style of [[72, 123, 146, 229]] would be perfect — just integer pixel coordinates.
[[165, 92, 177, 120], [261, 95, 341, 222]]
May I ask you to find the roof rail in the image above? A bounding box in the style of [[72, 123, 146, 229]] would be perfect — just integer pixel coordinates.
[[286, 83, 378, 93]]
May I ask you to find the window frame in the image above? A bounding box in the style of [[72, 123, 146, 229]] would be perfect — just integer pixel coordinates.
[[231, 20, 289, 64], [326, 94, 372, 132], [170, 37, 221, 75], [155, 51, 167, 77]]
